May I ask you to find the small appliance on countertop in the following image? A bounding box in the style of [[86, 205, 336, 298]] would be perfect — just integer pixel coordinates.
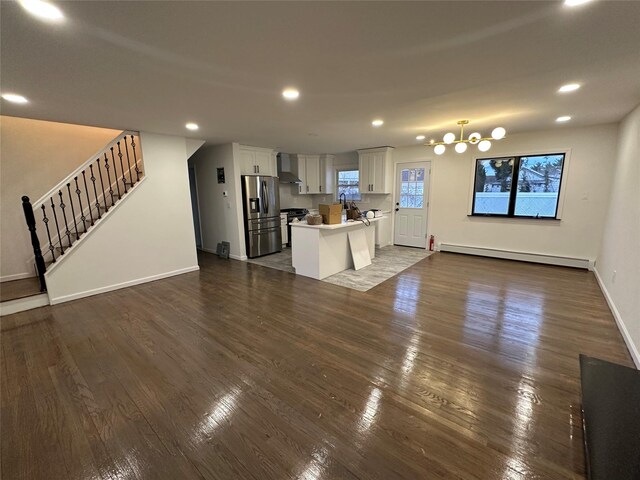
[[366, 209, 383, 218]]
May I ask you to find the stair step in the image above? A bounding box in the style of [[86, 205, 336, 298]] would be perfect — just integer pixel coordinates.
[[0, 277, 44, 302]]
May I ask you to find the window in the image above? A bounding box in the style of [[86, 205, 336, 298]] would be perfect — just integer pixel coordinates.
[[472, 153, 566, 218], [337, 170, 361, 201]]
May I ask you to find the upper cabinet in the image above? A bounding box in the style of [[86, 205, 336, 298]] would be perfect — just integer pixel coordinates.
[[290, 154, 334, 194], [358, 147, 394, 194], [238, 145, 277, 176]]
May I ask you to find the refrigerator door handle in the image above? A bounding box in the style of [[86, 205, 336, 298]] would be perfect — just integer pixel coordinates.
[[262, 180, 269, 215]]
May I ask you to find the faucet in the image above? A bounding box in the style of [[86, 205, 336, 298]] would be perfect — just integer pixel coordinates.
[[339, 192, 347, 210]]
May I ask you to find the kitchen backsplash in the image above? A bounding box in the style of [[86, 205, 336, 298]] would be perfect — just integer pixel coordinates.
[[279, 183, 313, 209], [311, 193, 392, 212], [280, 184, 392, 213]]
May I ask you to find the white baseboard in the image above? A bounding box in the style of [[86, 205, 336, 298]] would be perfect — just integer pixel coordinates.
[[49, 265, 200, 305], [593, 267, 640, 368], [439, 243, 590, 269], [1, 272, 35, 283], [0, 293, 49, 317]]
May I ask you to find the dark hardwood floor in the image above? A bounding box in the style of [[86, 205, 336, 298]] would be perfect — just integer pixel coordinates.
[[1, 251, 633, 480]]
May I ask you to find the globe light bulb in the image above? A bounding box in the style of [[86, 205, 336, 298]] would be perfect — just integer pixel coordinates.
[[478, 140, 492, 152], [455, 142, 468, 153], [434, 144, 446, 155], [468, 132, 481, 145], [443, 132, 456, 144], [491, 127, 506, 140]]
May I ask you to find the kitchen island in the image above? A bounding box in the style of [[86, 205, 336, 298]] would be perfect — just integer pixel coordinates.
[[291, 217, 382, 279]]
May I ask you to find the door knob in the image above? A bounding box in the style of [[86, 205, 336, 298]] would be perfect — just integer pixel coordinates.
[[395, 202, 399, 206], [395, 208, 399, 212]]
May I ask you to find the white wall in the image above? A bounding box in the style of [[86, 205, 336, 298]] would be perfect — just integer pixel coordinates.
[[595, 105, 640, 367], [0, 116, 120, 281], [189, 143, 246, 259], [45, 132, 199, 304], [391, 124, 619, 262]]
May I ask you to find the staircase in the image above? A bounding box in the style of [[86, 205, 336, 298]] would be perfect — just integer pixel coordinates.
[[1, 131, 144, 316]]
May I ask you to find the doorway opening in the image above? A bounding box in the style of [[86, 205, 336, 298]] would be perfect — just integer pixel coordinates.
[[188, 165, 202, 249]]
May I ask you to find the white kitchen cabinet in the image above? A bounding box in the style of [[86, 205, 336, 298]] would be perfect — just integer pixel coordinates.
[[238, 145, 276, 176], [290, 154, 334, 194], [374, 214, 392, 247], [280, 213, 288, 246], [305, 155, 321, 193], [358, 147, 394, 194], [321, 154, 335, 195]]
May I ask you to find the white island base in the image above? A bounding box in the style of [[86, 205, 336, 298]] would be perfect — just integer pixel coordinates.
[[291, 218, 380, 280]]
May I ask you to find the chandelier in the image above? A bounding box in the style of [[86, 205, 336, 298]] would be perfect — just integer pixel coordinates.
[[426, 120, 506, 155]]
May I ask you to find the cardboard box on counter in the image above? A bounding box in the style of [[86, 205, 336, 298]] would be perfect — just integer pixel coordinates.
[[319, 203, 342, 224]]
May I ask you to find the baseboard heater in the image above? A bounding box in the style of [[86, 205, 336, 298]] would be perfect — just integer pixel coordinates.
[[439, 243, 591, 269]]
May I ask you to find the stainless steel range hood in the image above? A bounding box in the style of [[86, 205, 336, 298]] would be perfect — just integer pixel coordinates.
[[277, 153, 302, 183]]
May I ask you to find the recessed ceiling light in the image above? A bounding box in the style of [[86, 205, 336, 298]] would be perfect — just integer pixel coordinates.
[[18, 0, 64, 21], [185, 122, 199, 131], [1, 93, 29, 104], [556, 116, 572, 123], [282, 88, 300, 100], [416, 135, 425, 141], [372, 119, 384, 127], [558, 83, 581, 93], [564, 0, 593, 6]]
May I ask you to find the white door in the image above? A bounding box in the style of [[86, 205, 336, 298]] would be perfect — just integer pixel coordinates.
[[394, 162, 430, 248]]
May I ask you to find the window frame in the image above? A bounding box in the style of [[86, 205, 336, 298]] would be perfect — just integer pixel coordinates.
[[335, 168, 362, 201], [470, 152, 567, 219]]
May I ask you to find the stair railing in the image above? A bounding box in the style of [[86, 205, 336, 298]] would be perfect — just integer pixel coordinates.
[[21, 196, 47, 292], [21, 131, 144, 284]]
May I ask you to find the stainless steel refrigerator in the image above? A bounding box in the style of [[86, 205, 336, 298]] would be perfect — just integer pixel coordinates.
[[241, 175, 282, 258]]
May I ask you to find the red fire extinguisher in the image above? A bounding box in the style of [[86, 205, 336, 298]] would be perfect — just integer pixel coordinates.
[[429, 235, 435, 251]]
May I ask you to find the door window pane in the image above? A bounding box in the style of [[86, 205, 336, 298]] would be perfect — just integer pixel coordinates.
[[399, 168, 426, 210]]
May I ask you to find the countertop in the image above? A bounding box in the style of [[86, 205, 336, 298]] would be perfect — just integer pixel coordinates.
[[290, 217, 383, 230]]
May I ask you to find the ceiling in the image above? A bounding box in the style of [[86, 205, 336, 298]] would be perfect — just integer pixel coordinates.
[[2, 1, 639, 153]]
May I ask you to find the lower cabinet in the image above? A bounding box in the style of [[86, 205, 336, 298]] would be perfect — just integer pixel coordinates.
[[375, 215, 393, 247], [280, 213, 288, 246]]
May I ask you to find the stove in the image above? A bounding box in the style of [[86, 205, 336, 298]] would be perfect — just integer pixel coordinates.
[[280, 208, 309, 247]]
